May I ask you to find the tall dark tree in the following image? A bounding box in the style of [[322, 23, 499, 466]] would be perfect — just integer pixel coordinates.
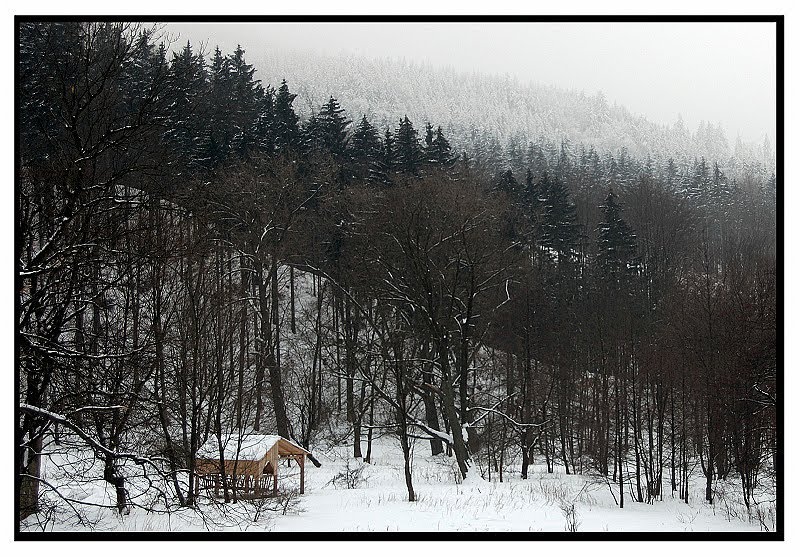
[[394, 116, 423, 175], [226, 45, 263, 158], [350, 115, 381, 182], [496, 169, 521, 197], [538, 173, 579, 259], [206, 47, 232, 166], [522, 168, 538, 209], [164, 41, 209, 169], [424, 125, 456, 168], [317, 96, 351, 158], [369, 127, 395, 185], [597, 189, 638, 281], [273, 79, 301, 153], [423, 122, 435, 158]]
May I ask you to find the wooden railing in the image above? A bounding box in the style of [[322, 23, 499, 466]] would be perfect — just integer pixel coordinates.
[[194, 473, 277, 499]]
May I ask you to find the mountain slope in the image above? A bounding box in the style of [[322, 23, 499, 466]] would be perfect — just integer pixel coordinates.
[[251, 47, 771, 171]]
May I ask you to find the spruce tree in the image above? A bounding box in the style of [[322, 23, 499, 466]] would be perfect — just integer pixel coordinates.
[[522, 168, 538, 209], [273, 79, 301, 153], [350, 115, 381, 182], [227, 45, 262, 158], [496, 169, 520, 197], [122, 32, 167, 117], [430, 126, 456, 168], [369, 128, 395, 185], [596, 189, 638, 282], [538, 173, 579, 260], [507, 135, 525, 171], [303, 111, 323, 153], [164, 41, 209, 170], [394, 116, 422, 175], [711, 162, 733, 199], [317, 96, 351, 157], [686, 157, 712, 200], [254, 85, 275, 154], [423, 122, 435, 161], [206, 46, 232, 167]]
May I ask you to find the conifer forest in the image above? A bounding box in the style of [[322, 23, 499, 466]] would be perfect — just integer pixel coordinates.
[[16, 21, 778, 534]]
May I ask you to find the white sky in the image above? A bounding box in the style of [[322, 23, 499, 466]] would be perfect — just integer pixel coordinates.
[[163, 22, 777, 145]]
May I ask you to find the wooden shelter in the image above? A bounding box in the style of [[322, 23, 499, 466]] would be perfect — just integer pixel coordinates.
[[194, 434, 310, 499]]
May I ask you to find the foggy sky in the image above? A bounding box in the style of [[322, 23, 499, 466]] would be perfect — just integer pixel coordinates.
[[163, 22, 777, 144]]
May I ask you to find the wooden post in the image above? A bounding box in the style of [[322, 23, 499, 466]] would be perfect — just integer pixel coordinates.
[[214, 474, 219, 497], [273, 456, 278, 496], [300, 454, 305, 495]]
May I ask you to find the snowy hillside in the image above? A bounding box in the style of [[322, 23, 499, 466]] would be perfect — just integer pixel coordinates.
[[22, 436, 769, 533], [251, 47, 772, 170]]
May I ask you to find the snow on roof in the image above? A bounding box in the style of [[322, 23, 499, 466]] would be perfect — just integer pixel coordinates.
[[197, 434, 282, 461]]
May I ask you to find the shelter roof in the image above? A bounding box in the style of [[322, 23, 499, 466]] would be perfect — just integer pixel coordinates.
[[197, 434, 309, 461]]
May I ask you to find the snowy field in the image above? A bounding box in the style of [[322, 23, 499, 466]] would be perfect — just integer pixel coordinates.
[[21, 435, 770, 534]]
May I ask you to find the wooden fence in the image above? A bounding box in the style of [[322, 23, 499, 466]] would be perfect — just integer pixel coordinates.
[[194, 473, 277, 499]]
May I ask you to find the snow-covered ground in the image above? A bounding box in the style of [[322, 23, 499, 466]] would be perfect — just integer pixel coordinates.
[[270, 439, 765, 533], [22, 434, 770, 533]]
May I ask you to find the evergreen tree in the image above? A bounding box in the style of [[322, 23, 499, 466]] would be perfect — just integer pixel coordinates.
[[527, 142, 548, 180], [370, 128, 395, 185], [273, 79, 301, 153], [350, 115, 381, 182], [484, 134, 504, 176], [538, 173, 579, 260], [506, 135, 525, 171], [317, 96, 351, 157], [556, 139, 574, 184], [227, 45, 263, 158], [710, 161, 734, 208], [458, 151, 472, 176], [394, 116, 423, 175], [423, 123, 435, 160], [596, 189, 638, 282], [164, 41, 209, 169], [303, 111, 323, 153], [121, 31, 167, 117], [522, 168, 538, 208], [254, 85, 275, 154], [427, 126, 456, 168], [686, 156, 712, 200], [206, 47, 232, 166], [496, 169, 520, 197]]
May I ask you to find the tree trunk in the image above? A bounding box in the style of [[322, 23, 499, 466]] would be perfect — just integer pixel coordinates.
[[103, 458, 129, 515], [269, 258, 290, 438], [438, 336, 470, 478], [290, 265, 296, 334], [421, 343, 444, 456], [19, 433, 43, 520]]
